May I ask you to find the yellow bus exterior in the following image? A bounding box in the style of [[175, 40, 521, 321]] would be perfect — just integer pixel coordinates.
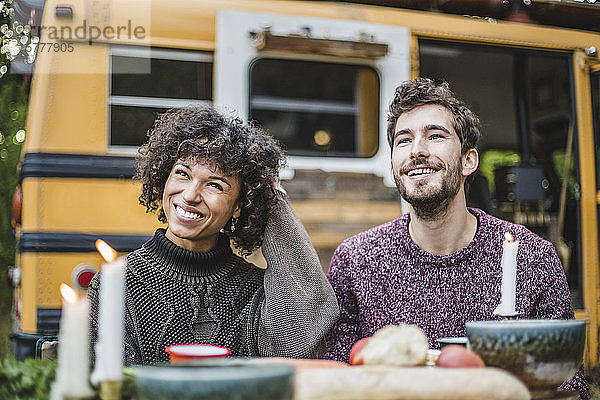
[[11, 0, 600, 366]]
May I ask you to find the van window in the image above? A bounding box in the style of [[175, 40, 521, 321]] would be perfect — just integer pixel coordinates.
[[109, 48, 213, 148], [249, 59, 379, 158]]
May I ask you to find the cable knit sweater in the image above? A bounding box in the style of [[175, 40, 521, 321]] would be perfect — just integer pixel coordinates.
[[325, 208, 589, 399], [88, 194, 339, 365]]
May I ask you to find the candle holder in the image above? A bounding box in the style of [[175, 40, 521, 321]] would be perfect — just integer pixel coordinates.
[[99, 380, 124, 400], [499, 312, 521, 321]]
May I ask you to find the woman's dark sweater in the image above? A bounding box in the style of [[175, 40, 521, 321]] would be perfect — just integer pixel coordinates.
[[89, 196, 339, 365]]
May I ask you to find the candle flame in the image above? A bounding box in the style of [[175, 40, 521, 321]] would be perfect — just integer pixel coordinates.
[[60, 283, 78, 303], [95, 239, 118, 262], [504, 232, 514, 242]]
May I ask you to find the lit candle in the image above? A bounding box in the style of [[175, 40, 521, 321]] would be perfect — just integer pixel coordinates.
[[51, 284, 95, 399], [494, 232, 519, 316], [91, 239, 125, 385]]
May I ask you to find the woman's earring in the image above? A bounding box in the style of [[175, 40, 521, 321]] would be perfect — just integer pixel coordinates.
[[230, 217, 237, 233]]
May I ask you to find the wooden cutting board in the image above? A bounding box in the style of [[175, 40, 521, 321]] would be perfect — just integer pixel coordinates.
[[294, 365, 531, 400]]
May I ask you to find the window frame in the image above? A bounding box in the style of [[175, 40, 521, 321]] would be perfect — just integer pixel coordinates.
[[215, 9, 411, 186], [107, 46, 214, 154]]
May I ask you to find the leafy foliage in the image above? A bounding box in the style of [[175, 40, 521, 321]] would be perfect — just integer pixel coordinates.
[[0, 358, 57, 400], [0, 74, 27, 357], [0, 0, 33, 359], [0, 358, 137, 400], [1, 0, 37, 79]]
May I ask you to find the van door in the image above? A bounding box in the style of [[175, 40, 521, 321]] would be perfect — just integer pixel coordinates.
[[419, 39, 583, 304], [591, 64, 600, 251], [588, 59, 600, 366]]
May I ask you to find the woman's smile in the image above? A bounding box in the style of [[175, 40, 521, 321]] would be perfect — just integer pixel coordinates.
[[174, 204, 204, 221]]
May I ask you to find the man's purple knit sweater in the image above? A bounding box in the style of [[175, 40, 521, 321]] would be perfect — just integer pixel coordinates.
[[325, 207, 589, 399]]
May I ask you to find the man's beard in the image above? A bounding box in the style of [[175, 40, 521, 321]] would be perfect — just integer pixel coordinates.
[[394, 157, 462, 221]]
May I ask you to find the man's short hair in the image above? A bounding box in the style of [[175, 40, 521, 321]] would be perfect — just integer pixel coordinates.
[[386, 77, 481, 155]]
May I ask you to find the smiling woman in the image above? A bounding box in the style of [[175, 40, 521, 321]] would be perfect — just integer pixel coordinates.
[[87, 106, 340, 365], [136, 107, 284, 256], [162, 160, 242, 253]]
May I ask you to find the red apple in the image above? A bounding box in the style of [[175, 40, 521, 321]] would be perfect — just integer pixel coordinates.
[[349, 337, 371, 365], [436, 345, 485, 368]]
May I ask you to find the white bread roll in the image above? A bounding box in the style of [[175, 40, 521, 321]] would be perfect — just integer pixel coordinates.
[[359, 324, 429, 366], [294, 365, 531, 400]]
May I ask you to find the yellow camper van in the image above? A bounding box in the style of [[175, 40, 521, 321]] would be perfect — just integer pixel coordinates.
[[9, 0, 600, 365]]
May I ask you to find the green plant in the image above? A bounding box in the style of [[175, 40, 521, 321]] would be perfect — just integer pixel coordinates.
[[479, 150, 521, 194], [0, 357, 57, 400], [0, 74, 27, 358], [1, 0, 35, 361], [0, 357, 137, 400], [1, 0, 38, 79]]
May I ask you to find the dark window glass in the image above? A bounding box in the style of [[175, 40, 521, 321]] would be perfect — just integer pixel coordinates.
[[593, 71, 600, 190], [112, 56, 212, 100], [252, 110, 356, 156], [419, 40, 581, 307], [251, 59, 356, 102], [249, 59, 379, 158], [110, 105, 168, 146]]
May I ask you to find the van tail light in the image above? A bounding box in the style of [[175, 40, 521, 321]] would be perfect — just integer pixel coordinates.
[[10, 186, 22, 230], [72, 264, 98, 290]]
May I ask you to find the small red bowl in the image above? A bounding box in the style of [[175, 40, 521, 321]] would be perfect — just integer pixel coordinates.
[[165, 343, 232, 364]]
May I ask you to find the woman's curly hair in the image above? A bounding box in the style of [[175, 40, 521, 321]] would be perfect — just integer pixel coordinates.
[[136, 106, 284, 256]]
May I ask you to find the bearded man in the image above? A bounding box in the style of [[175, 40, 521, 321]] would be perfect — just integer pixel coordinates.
[[324, 78, 589, 398]]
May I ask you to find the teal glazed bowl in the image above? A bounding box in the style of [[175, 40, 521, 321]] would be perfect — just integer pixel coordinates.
[[466, 319, 585, 398], [133, 363, 294, 400]]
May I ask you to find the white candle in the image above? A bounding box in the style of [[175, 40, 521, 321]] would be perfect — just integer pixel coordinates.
[[91, 240, 125, 385], [51, 284, 95, 399], [494, 232, 519, 316]]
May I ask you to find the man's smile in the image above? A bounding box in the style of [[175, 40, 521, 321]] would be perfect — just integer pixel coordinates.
[[403, 163, 442, 179], [406, 167, 439, 177]]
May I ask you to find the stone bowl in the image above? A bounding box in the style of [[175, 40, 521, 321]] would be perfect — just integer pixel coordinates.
[[133, 362, 294, 400], [465, 319, 585, 398]]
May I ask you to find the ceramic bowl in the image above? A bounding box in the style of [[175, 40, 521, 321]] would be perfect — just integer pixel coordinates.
[[165, 343, 231, 364], [466, 319, 585, 398], [133, 363, 294, 400]]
